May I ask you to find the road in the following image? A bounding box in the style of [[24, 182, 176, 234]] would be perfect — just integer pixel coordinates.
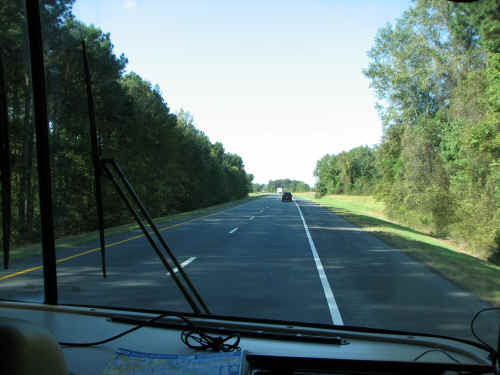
[[0, 195, 497, 345]]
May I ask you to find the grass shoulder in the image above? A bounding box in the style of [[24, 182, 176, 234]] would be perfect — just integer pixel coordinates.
[[294, 192, 500, 307], [249, 192, 272, 197], [9, 195, 265, 264]]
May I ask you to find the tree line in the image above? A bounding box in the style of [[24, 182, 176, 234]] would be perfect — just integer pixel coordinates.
[[315, 0, 499, 260], [1, 0, 252, 247], [315, 146, 376, 196], [252, 179, 312, 193]]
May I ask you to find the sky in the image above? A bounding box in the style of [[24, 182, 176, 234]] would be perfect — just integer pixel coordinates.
[[73, 0, 411, 186]]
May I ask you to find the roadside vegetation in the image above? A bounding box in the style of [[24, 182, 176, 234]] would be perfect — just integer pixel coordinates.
[[249, 192, 272, 197], [1, 1, 252, 251], [295, 192, 500, 306], [252, 179, 312, 193], [314, 0, 499, 263]]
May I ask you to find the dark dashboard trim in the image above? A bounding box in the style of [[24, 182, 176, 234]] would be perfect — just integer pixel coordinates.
[[245, 354, 493, 375]]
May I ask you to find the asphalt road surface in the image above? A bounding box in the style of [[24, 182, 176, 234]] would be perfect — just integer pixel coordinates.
[[0, 195, 497, 346]]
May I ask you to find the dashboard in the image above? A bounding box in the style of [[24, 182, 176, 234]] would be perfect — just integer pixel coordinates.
[[0, 301, 493, 375]]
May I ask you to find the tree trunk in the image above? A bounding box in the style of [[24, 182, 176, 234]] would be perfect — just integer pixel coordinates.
[[18, 75, 34, 238]]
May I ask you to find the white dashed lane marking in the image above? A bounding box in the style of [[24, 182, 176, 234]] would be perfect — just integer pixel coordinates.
[[166, 257, 197, 276]]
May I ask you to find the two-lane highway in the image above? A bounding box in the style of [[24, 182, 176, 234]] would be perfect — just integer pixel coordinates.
[[0, 195, 496, 346]]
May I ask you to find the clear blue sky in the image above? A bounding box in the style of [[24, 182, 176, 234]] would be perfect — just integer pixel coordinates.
[[73, 0, 411, 186]]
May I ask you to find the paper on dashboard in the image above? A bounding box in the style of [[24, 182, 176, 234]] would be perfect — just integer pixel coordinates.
[[101, 347, 246, 375]]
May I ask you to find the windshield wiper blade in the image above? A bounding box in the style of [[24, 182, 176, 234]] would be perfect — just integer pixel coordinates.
[[81, 41, 210, 315], [101, 160, 210, 315], [110, 314, 349, 346], [82, 41, 107, 279], [103, 159, 212, 315]]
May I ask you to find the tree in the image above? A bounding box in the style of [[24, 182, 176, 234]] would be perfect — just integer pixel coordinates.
[[363, 0, 498, 257], [1, 5, 252, 250]]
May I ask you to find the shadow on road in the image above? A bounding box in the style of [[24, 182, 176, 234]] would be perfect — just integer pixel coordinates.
[[302, 200, 499, 307], [297, 199, 500, 348]]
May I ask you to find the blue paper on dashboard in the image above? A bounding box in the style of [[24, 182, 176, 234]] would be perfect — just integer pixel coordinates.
[[101, 347, 245, 375]]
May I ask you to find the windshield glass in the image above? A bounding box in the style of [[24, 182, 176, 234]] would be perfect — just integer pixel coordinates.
[[1, 0, 499, 349]]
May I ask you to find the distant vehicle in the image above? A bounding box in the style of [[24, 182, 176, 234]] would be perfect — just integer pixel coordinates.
[[282, 192, 292, 202]]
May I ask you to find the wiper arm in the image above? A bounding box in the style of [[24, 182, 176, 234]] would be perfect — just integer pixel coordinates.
[[107, 159, 210, 315], [81, 41, 210, 315], [101, 160, 210, 314], [82, 41, 107, 279], [110, 314, 349, 346]]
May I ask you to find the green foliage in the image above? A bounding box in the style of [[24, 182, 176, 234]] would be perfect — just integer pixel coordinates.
[[264, 179, 311, 193], [251, 183, 266, 193], [314, 146, 377, 197], [313, 0, 498, 260], [359, 0, 499, 259], [1, 1, 251, 248]]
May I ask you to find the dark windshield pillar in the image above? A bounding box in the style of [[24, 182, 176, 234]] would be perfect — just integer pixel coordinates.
[[25, 0, 58, 305]]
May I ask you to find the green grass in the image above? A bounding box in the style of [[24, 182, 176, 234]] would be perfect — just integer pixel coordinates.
[[249, 192, 272, 197], [295, 192, 500, 306], [8, 195, 263, 264]]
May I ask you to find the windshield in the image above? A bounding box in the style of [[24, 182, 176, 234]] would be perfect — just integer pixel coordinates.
[[0, 0, 499, 349]]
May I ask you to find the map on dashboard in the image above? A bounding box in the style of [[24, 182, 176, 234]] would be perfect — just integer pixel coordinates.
[[101, 348, 245, 375]]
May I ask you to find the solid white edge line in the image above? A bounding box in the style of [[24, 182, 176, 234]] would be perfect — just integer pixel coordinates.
[[229, 227, 239, 234], [166, 256, 197, 276], [295, 201, 344, 325]]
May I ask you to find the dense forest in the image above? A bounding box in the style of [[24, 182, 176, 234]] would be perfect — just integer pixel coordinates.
[[1, 0, 252, 247], [252, 179, 312, 193], [315, 146, 376, 196], [315, 0, 499, 260]]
